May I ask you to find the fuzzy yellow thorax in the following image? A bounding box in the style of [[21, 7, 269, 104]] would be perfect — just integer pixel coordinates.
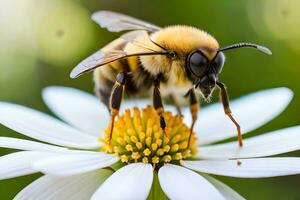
[[101, 106, 198, 168]]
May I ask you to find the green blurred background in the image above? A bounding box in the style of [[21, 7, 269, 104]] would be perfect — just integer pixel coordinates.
[[0, 0, 300, 199]]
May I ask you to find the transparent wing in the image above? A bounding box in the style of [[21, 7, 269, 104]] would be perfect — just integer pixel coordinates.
[[91, 10, 161, 33], [121, 30, 159, 52], [70, 31, 166, 79], [70, 50, 127, 78], [121, 30, 147, 41]]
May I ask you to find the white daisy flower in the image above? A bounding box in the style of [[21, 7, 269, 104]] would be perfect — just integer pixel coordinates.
[[0, 86, 300, 200]]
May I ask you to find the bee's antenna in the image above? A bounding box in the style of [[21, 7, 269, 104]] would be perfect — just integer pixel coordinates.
[[149, 37, 167, 51], [219, 43, 272, 55], [148, 37, 176, 58]]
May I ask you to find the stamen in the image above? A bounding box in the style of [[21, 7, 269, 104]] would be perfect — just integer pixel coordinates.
[[164, 145, 170, 153], [163, 155, 172, 163], [142, 157, 149, 163], [136, 142, 143, 149], [120, 155, 129, 163], [151, 143, 158, 151], [101, 106, 198, 168], [132, 152, 140, 162], [125, 144, 133, 152], [171, 144, 179, 152], [156, 148, 164, 156], [143, 148, 151, 156], [152, 156, 160, 164]]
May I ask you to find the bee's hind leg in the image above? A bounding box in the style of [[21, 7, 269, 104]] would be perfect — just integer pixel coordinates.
[[108, 72, 127, 145], [185, 88, 199, 148], [153, 78, 168, 137]]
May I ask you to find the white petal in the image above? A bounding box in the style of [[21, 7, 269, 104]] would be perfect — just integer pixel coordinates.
[[0, 151, 56, 180], [32, 152, 119, 176], [43, 86, 109, 137], [158, 164, 224, 200], [92, 163, 153, 200], [183, 158, 300, 178], [203, 174, 245, 200], [0, 137, 68, 152], [14, 169, 112, 200], [43, 87, 177, 137], [183, 87, 293, 145], [0, 102, 100, 149], [197, 126, 300, 159]]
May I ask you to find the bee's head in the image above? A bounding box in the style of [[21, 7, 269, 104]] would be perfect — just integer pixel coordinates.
[[185, 42, 272, 99], [186, 49, 225, 99]]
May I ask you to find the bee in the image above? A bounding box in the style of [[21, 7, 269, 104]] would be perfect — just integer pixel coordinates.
[[70, 11, 272, 147]]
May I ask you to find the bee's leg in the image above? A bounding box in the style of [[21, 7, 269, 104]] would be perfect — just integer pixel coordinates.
[[153, 78, 167, 136], [217, 82, 243, 147], [185, 88, 199, 148], [108, 72, 127, 145], [169, 93, 183, 117]]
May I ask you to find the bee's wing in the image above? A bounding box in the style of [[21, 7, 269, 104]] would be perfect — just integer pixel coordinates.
[[91, 10, 161, 33], [71, 31, 164, 79], [121, 30, 146, 41], [70, 50, 127, 78]]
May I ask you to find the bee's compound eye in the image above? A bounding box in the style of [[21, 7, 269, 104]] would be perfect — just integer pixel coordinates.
[[212, 52, 225, 73], [188, 51, 208, 77]]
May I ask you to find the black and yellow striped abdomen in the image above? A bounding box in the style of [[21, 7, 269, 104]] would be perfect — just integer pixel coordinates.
[[94, 55, 156, 109]]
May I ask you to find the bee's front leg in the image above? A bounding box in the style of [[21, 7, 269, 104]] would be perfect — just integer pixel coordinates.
[[217, 82, 243, 147], [185, 88, 199, 148], [153, 78, 167, 137], [108, 72, 127, 145]]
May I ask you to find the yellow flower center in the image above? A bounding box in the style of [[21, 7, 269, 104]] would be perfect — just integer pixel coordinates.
[[101, 106, 198, 168]]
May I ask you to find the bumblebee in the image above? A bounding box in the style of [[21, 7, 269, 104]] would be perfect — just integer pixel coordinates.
[[71, 11, 272, 147]]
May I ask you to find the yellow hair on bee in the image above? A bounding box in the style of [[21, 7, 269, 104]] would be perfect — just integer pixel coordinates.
[[153, 25, 219, 56], [135, 25, 219, 83]]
